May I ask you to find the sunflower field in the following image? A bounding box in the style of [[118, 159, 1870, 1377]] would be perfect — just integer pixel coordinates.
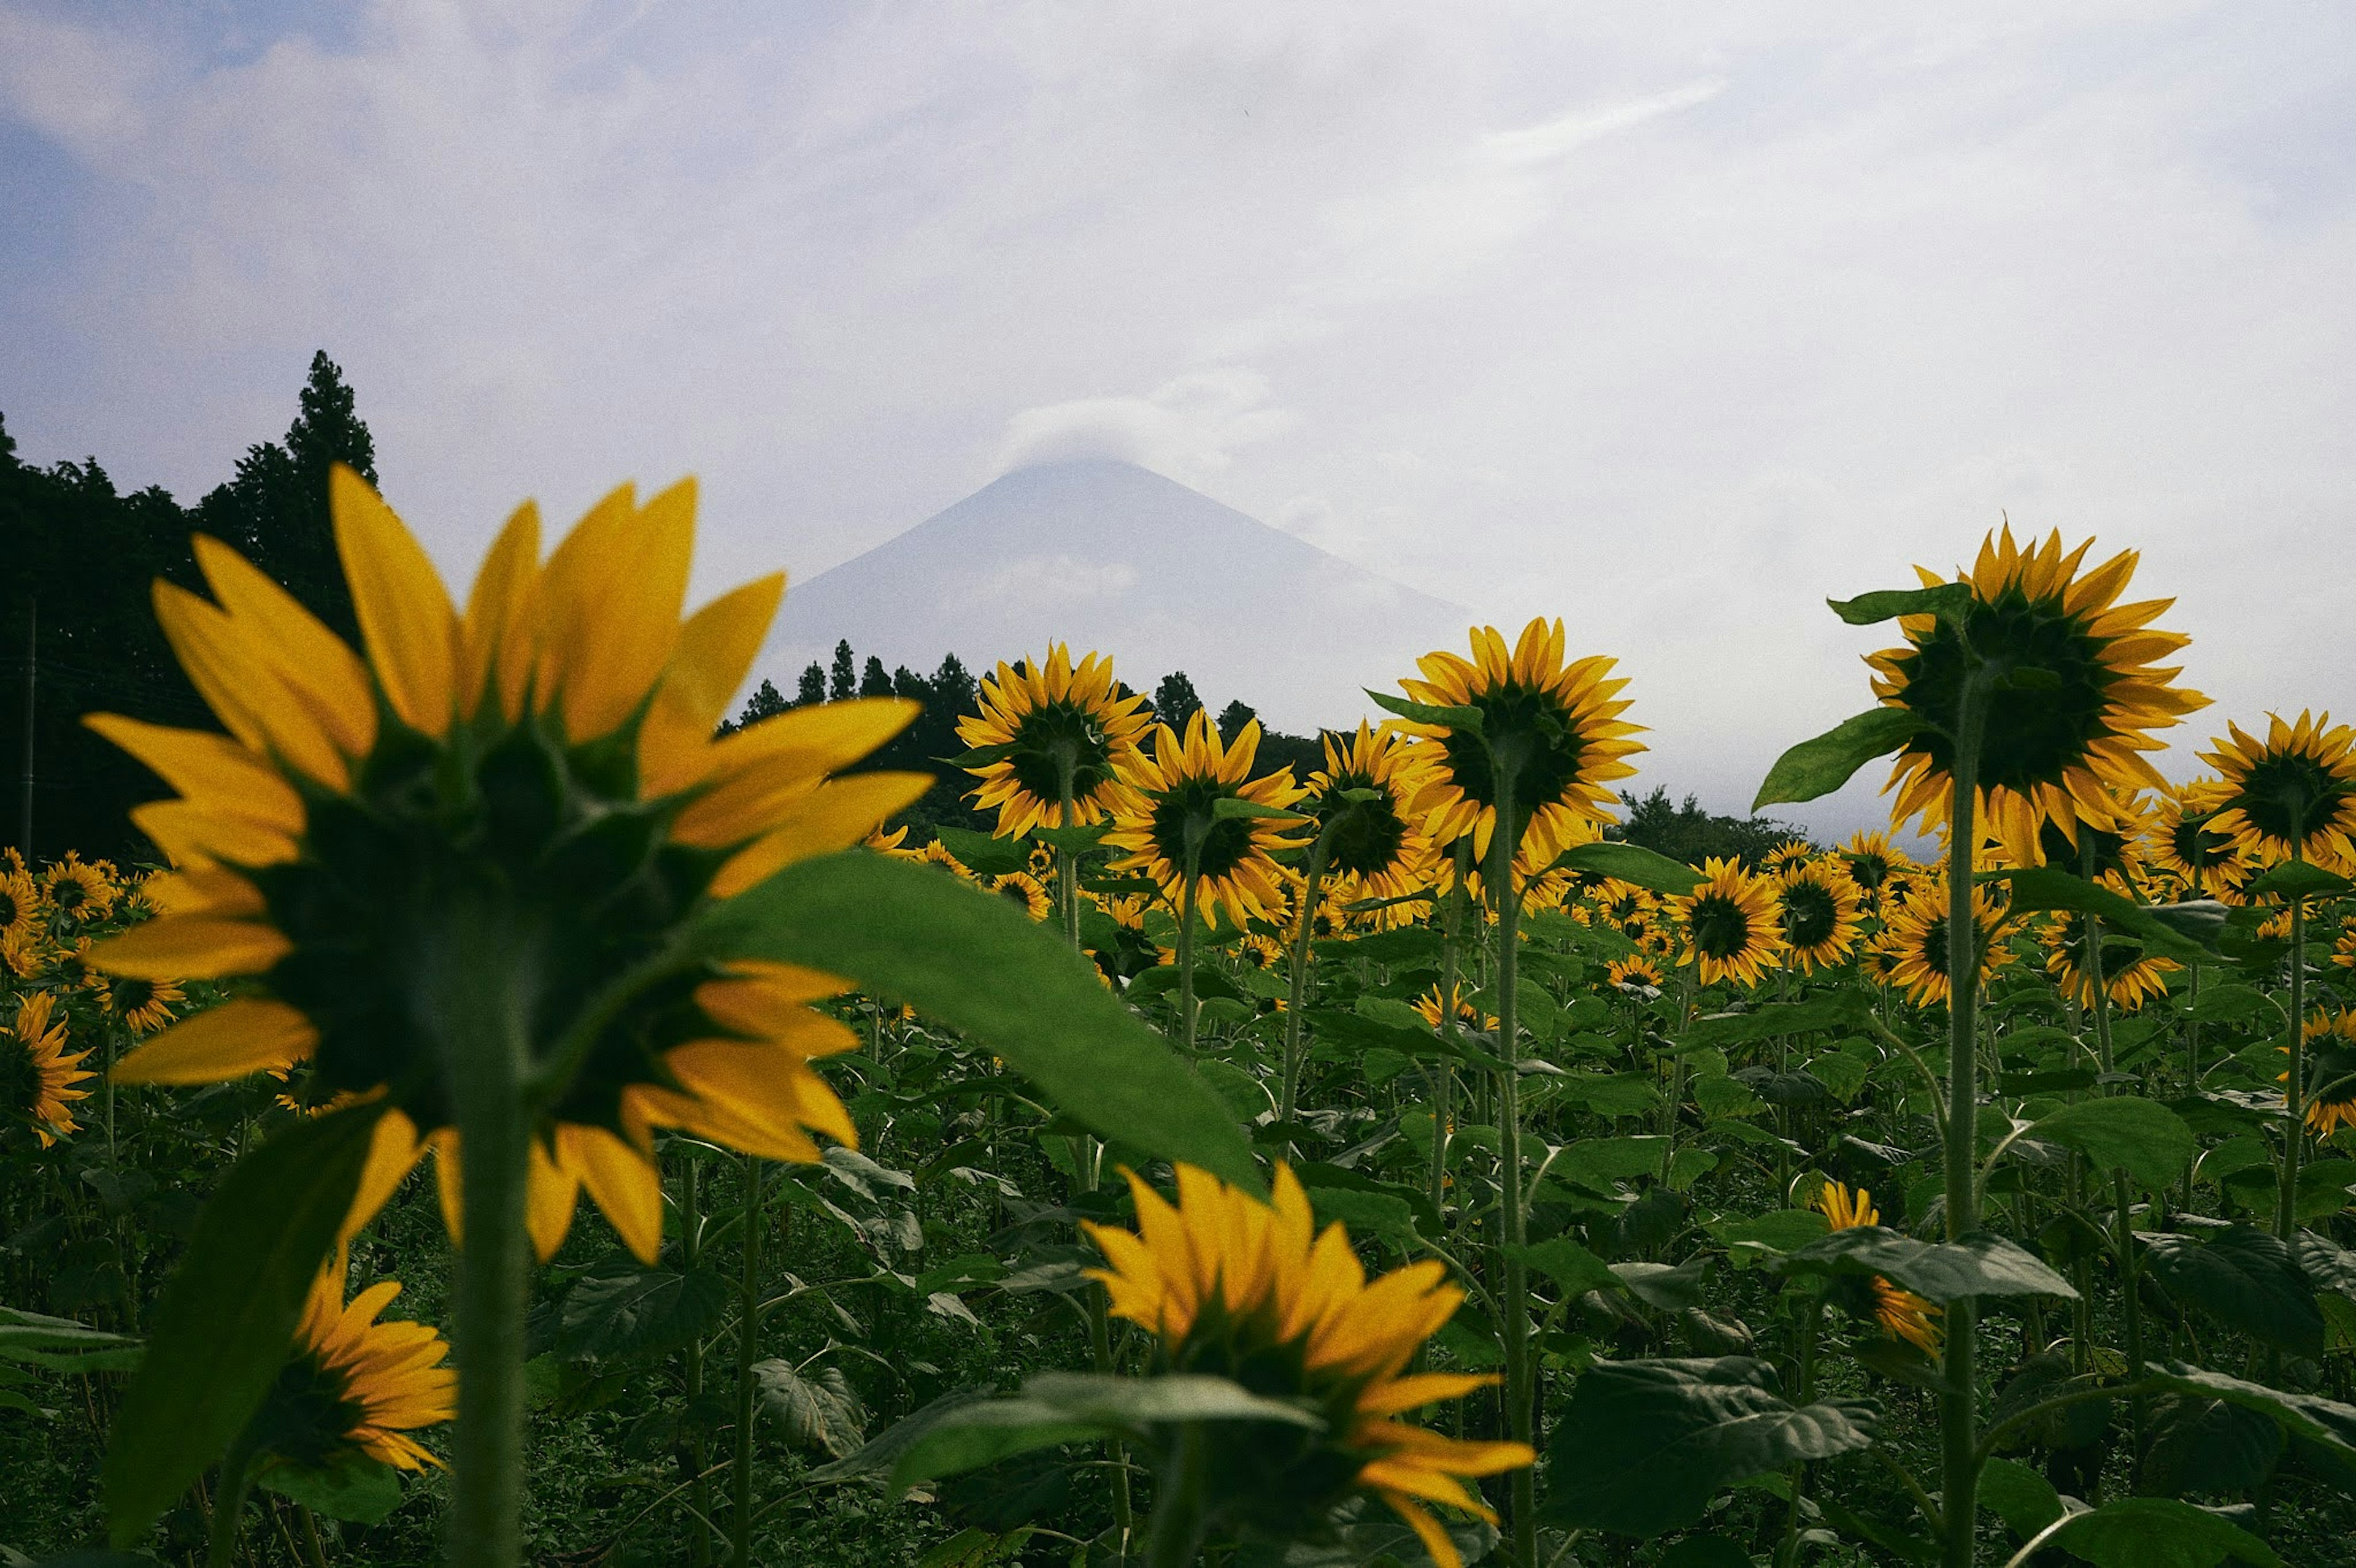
[[9, 472, 2356, 1568]]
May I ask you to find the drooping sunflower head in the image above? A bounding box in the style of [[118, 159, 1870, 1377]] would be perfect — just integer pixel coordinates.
[[1776, 861, 1864, 975], [92, 467, 928, 1263], [2296, 1012, 2356, 1139], [1606, 954, 1665, 991], [1304, 722, 1435, 897], [1872, 883, 2013, 1009], [247, 1252, 455, 1474], [1675, 858, 1786, 989], [1084, 1165, 1532, 1566], [1393, 619, 1645, 872], [1815, 1181, 1942, 1355], [1870, 526, 2206, 869], [1104, 712, 1307, 929], [1412, 983, 1495, 1033], [2143, 780, 2250, 899], [101, 973, 185, 1036], [2198, 712, 2356, 869], [985, 870, 1053, 923], [957, 643, 1152, 837], [2, 991, 91, 1148], [2041, 912, 2177, 1012]]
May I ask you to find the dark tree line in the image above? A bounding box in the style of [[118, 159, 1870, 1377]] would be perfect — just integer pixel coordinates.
[[1614, 786, 1816, 867]]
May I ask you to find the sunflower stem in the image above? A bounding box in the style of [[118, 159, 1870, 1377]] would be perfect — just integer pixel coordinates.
[[2078, 842, 2147, 1460], [680, 1153, 714, 1567], [1057, 755, 1082, 952], [1279, 822, 1336, 1145], [1938, 667, 1990, 1568], [1176, 824, 1205, 1056], [1432, 840, 1474, 1223], [731, 1151, 764, 1566], [206, 1423, 264, 1568], [2277, 856, 2308, 1244], [1142, 1423, 1213, 1568], [434, 905, 538, 1568], [1484, 764, 1537, 1568]]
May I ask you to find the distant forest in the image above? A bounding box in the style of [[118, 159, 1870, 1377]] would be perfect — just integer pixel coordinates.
[[0, 352, 1807, 867]]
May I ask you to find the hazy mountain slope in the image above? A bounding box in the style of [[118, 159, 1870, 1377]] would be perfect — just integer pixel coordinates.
[[755, 460, 1469, 732]]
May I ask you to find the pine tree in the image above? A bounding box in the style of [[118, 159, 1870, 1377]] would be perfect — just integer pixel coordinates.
[[796, 662, 828, 707], [931, 653, 977, 720], [1152, 671, 1203, 730], [830, 640, 857, 702], [859, 656, 893, 699], [737, 678, 789, 726], [1215, 699, 1257, 743]]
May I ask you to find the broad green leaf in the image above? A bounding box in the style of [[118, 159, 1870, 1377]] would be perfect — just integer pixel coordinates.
[[559, 1262, 728, 1361], [1827, 583, 1972, 626], [887, 1372, 1320, 1493], [1680, 991, 1873, 1050], [1030, 822, 1110, 852], [1305, 1187, 1419, 1245], [1541, 1356, 1876, 1537], [2023, 1097, 2197, 1191], [1503, 1239, 1620, 1296], [755, 1359, 868, 1459], [257, 1451, 403, 1525], [1707, 1210, 1831, 1263], [2243, 861, 2354, 902], [1549, 842, 1704, 896], [1558, 1070, 1662, 1118], [2047, 1496, 2280, 1568], [2190, 983, 2271, 1023], [1365, 689, 1483, 731], [2146, 1364, 2356, 1463], [1752, 707, 1923, 810], [1978, 1455, 2066, 1537], [2141, 1391, 2284, 1499], [1614, 1259, 1709, 1311], [930, 824, 1031, 876], [0, 1306, 142, 1372], [1998, 867, 2214, 963], [693, 853, 1256, 1189], [104, 1102, 383, 1545], [1295, 1163, 1444, 1239], [2150, 899, 2231, 948], [1692, 1074, 1763, 1121], [2142, 1228, 2324, 1357], [1778, 1227, 2078, 1304], [1557, 1136, 1674, 1192]]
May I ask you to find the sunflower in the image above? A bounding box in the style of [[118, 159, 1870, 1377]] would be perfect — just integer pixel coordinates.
[[1763, 840, 1815, 874], [1413, 983, 1495, 1033], [0, 926, 46, 979], [2293, 1013, 2356, 1139], [2142, 780, 2250, 900], [1085, 1164, 1533, 1567], [1776, 860, 1864, 974], [42, 853, 120, 924], [1392, 619, 1645, 872], [2196, 712, 2356, 870], [2335, 924, 2356, 973], [1104, 711, 1306, 929], [1837, 830, 1910, 907], [1873, 883, 2012, 1009], [1675, 858, 1786, 989], [90, 466, 927, 1264], [2, 991, 91, 1148], [958, 644, 1152, 839], [1606, 954, 1665, 991], [2041, 912, 2178, 1012], [101, 973, 185, 1036], [1301, 723, 1435, 901], [0, 864, 41, 942], [986, 870, 1053, 923], [1869, 526, 2205, 869], [1817, 1182, 1942, 1354], [249, 1251, 456, 1474]]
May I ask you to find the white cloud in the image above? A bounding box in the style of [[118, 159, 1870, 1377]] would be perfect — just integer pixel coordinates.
[[991, 368, 1293, 485]]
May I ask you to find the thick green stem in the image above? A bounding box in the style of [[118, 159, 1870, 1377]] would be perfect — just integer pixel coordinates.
[[1279, 826, 1335, 1138], [2277, 872, 2309, 1243], [1057, 760, 1082, 951], [1176, 829, 1204, 1055], [1775, 1297, 1825, 1568], [207, 1426, 264, 1568], [436, 909, 537, 1568], [1939, 672, 1988, 1568], [1485, 773, 1536, 1568], [2077, 847, 2147, 1455], [730, 1154, 764, 1564], [1142, 1424, 1212, 1568]]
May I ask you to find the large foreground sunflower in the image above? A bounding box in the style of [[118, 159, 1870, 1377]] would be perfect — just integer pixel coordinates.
[[1085, 1165, 1533, 1567], [958, 643, 1152, 838], [1676, 858, 1786, 989], [1393, 619, 1644, 871], [1817, 1182, 1942, 1354], [1104, 712, 1306, 929], [1869, 527, 2205, 868], [91, 466, 926, 1263], [2, 991, 90, 1148], [2196, 711, 2356, 870]]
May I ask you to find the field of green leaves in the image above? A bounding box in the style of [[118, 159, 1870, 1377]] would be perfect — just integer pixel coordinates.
[[7, 475, 2356, 1568]]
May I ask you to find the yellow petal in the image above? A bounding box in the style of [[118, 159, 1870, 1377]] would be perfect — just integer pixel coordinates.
[[527, 1139, 582, 1262], [664, 1038, 857, 1154], [345, 1109, 427, 1240], [112, 997, 315, 1083], [131, 799, 299, 870], [463, 501, 543, 721], [560, 1123, 665, 1264], [637, 574, 786, 796], [155, 583, 350, 790], [191, 534, 375, 763], [542, 480, 695, 744], [92, 915, 290, 979], [83, 714, 303, 834], [332, 464, 459, 738], [707, 772, 934, 896]]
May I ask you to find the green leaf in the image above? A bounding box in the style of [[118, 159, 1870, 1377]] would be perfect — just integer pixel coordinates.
[[1548, 842, 1704, 896], [1679, 991, 1874, 1051], [1658, 1535, 1751, 1568], [1209, 796, 1307, 823], [693, 853, 1257, 1189], [929, 825, 1031, 877], [2243, 861, 2354, 902], [1998, 867, 2214, 963], [2142, 1227, 2324, 1358], [755, 1359, 868, 1459], [0, 1306, 142, 1373], [2048, 1496, 2281, 1568], [1827, 583, 1973, 626], [2023, 1097, 2198, 1191], [1030, 822, 1110, 852], [2190, 984, 2271, 1024], [1503, 1239, 1620, 1297], [1614, 1259, 1710, 1311], [257, 1451, 403, 1525], [1752, 708, 1923, 811], [1365, 689, 1483, 731], [559, 1262, 728, 1361], [1542, 1356, 1877, 1537], [1707, 1210, 1831, 1264], [2141, 1391, 2284, 1499], [2146, 1364, 2356, 1464], [1978, 1455, 2066, 1537], [948, 742, 1022, 769], [1777, 1228, 2078, 1304], [887, 1372, 1320, 1493], [103, 1102, 383, 1545]]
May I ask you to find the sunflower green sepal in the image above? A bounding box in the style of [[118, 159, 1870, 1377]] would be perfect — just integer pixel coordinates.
[[1365, 689, 1485, 732], [1995, 866, 2217, 964], [682, 850, 1260, 1190], [1753, 707, 1925, 811], [1828, 583, 1973, 626]]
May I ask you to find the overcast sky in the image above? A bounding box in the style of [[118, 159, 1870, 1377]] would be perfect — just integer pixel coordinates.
[[2, 1, 2349, 838]]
